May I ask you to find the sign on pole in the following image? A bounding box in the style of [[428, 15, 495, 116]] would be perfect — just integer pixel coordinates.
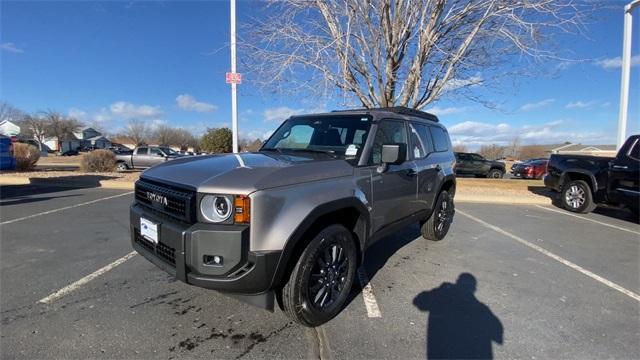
[[226, 72, 242, 84]]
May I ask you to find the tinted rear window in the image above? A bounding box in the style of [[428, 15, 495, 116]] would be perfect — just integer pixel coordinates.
[[430, 126, 450, 152]]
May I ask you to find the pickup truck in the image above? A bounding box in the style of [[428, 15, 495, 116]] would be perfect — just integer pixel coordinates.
[[129, 107, 456, 326], [115, 146, 182, 171], [454, 152, 505, 178], [544, 135, 639, 216]]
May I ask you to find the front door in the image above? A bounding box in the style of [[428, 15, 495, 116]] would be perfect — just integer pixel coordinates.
[[608, 136, 640, 208], [369, 120, 418, 234]]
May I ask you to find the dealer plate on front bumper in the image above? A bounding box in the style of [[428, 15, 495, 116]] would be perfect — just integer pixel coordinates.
[[140, 218, 158, 244]]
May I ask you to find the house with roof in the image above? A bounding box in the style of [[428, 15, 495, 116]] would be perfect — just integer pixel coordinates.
[[0, 120, 21, 137], [44, 127, 112, 153]]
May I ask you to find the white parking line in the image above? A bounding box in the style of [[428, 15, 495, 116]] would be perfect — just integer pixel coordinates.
[[534, 205, 640, 236], [357, 267, 382, 318], [458, 209, 640, 303], [38, 251, 137, 304], [0, 191, 134, 225]]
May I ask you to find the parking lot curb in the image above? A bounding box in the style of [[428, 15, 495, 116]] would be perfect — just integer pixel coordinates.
[[0, 176, 135, 190], [455, 194, 552, 205], [0, 176, 31, 185]]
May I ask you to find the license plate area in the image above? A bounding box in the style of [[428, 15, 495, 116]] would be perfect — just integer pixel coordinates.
[[140, 217, 159, 244]]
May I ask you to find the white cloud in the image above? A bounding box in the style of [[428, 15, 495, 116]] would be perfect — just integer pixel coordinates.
[[519, 99, 555, 112], [110, 101, 162, 119], [0, 42, 24, 53], [595, 55, 640, 70], [68, 108, 87, 119], [565, 100, 598, 109], [426, 106, 467, 116], [263, 106, 305, 122], [176, 94, 217, 112], [448, 119, 610, 149]]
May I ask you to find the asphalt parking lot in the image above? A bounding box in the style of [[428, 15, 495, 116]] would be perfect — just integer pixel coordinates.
[[1, 185, 639, 359]]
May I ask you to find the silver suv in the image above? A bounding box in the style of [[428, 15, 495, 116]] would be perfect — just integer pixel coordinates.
[[130, 107, 456, 326]]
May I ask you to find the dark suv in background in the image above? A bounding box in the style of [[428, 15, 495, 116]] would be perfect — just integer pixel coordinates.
[[130, 107, 456, 326], [454, 152, 505, 178]]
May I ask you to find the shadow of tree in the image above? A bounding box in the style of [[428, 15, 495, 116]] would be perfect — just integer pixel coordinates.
[[414, 273, 503, 360]]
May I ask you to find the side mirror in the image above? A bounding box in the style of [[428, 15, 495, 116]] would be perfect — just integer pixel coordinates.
[[378, 143, 407, 173]]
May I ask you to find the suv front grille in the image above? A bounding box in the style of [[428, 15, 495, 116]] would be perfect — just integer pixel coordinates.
[[134, 231, 176, 265], [135, 180, 195, 223]]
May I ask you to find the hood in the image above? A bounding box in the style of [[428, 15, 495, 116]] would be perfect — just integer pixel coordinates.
[[140, 152, 354, 194]]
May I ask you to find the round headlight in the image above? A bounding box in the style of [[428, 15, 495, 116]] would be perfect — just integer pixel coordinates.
[[200, 195, 232, 222]]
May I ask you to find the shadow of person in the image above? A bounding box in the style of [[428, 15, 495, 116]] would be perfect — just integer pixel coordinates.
[[413, 273, 503, 360]]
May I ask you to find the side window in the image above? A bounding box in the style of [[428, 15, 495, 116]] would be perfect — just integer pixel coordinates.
[[150, 148, 163, 156], [628, 139, 639, 160], [409, 122, 434, 159], [136, 147, 148, 155], [369, 120, 408, 165], [430, 126, 450, 152], [470, 154, 484, 161]]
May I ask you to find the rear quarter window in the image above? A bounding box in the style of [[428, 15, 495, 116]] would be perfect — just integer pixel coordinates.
[[429, 126, 450, 152]]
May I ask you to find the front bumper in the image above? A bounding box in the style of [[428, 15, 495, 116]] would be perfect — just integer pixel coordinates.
[[130, 204, 280, 295]]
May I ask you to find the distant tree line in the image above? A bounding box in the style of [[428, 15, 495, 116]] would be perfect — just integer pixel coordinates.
[[3, 101, 269, 155]]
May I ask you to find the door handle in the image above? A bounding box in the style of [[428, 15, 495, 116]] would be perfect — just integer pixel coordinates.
[[406, 169, 417, 177], [435, 164, 442, 171], [613, 165, 628, 169]]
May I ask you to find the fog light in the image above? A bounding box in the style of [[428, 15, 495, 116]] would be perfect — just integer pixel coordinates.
[[203, 255, 223, 266]]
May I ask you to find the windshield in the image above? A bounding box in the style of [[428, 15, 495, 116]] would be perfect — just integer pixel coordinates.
[[160, 147, 179, 156], [262, 115, 372, 159]]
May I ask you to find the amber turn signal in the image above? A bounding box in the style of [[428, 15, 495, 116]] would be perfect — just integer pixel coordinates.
[[234, 195, 250, 223]]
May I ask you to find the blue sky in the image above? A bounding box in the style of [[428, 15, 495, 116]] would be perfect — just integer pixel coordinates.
[[1, 1, 638, 148]]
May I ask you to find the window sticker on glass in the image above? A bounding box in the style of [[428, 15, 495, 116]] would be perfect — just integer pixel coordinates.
[[345, 144, 358, 156]]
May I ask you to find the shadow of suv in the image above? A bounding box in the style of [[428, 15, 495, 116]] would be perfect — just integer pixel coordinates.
[[130, 107, 456, 326]]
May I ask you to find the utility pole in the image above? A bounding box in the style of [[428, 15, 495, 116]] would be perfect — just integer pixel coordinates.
[[617, 0, 639, 150], [230, 0, 239, 153]]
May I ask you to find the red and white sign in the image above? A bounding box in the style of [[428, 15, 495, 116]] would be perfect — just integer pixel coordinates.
[[226, 72, 242, 84]]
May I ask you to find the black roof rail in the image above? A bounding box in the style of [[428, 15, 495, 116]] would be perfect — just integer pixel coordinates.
[[331, 106, 438, 122]]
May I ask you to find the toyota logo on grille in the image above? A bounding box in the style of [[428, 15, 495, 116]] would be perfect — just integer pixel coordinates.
[[146, 191, 168, 206]]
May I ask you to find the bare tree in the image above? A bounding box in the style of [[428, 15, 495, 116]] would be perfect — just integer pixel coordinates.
[[0, 101, 25, 122], [506, 136, 521, 159], [20, 115, 50, 151], [125, 119, 149, 145], [452, 144, 468, 153], [152, 124, 178, 146], [245, 0, 586, 109], [41, 110, 83, 151], [478, 144, 505, 160]]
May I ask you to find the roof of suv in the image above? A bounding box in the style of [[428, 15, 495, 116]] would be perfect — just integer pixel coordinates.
[[291, 106, 440, 124]]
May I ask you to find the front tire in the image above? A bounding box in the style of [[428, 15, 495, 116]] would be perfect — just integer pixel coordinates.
[[421, 190, 454, 241], [561, 180, 596, 213], [280, 224, 357, 327], [487, 169, 504, 179]]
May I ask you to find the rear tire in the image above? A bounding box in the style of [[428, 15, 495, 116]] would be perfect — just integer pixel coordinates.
[[487, 169, 504, 179], [561, 180, 596, 213], [421, 190, 454, 241], [280, 224, 357, 327]]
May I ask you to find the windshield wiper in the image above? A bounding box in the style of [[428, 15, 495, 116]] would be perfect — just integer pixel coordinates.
[[278, 148, 338, 157]]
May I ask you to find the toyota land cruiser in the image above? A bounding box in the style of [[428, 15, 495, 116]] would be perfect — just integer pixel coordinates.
[[130, 107, 456, 326]]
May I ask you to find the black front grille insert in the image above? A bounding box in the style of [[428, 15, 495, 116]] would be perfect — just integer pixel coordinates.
[[134, 231, 176, 265], [135, 180, 195, 223]]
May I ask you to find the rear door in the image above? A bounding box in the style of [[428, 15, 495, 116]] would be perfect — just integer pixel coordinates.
[[455, 153, 471, 174], [369, 120, 418, 233], [409, 122, 439, 211], [608, 136, 640, 207]]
